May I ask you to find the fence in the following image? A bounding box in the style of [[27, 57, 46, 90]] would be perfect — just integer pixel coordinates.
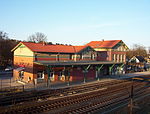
[[0, 78, 100, 95], [0, 78, 14, 89]]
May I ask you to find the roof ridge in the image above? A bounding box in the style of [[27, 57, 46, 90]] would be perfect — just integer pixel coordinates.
[[23, 41, 76, 47]]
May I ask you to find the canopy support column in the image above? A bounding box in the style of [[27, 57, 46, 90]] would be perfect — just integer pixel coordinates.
[[46, 65, 51, 87], [119, 63, 125, 74], [109, 64, 115, 75], [96, 64, 104, 81], [83, 65, 91, 83]]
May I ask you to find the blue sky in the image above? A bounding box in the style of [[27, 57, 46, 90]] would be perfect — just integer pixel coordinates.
[[0, 0, 150, 48]]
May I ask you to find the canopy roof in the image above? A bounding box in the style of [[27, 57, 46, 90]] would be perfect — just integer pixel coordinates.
[[34, 61, 123, 66]]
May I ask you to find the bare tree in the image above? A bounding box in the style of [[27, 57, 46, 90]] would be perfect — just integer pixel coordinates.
[[0, 31, 8, 40], [0, 31, 9, 59], [148, 47, 150, 54], [127, 44, 147, 58], [28, 32, 47, 43], [0, 31, 19, 67]]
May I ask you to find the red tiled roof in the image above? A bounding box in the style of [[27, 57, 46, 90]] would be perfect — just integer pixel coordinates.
[[19, 42, 88, 53], [86, 40, 121, 48], [74, 46, 88, 53]]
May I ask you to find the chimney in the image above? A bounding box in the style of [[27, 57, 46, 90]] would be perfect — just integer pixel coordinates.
[[42, 41, 46, 46], [102, 39, 104, 41]]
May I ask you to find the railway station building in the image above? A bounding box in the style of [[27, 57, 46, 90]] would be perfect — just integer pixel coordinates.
[[12, 40, 128, 84]]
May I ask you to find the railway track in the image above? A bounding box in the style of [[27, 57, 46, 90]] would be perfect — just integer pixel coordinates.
[[49, 81, 150, 114], [0, 79, 129, 106], [0, 82, 131, 114], [0, 80, 149, 114], [1, 74, 149, 106], [105, 85, 150, 114]]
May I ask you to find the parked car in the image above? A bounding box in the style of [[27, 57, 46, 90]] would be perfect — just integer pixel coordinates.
[[5, 67, 13, 71]]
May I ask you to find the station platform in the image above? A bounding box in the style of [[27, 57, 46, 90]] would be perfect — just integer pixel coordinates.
[[22, 71, 150, 90], [1, 71, 150, 91]]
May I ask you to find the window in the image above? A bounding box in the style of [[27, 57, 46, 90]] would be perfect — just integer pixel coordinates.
[[120, 54, 122, 62], [123, 47, 126, 51], [19, 71, 24, 78], [70, 54, 73, 60], [120, 46, 123, 51], [116, 54, 118, 62], [35, 54, 37, 61], [56, 54, 60, 61], [37, 71, 44, 79], [123, 55, 126, 62], [82, 53, 91, 59], [113, 54, 116, 61], [117, 54, 120, 62], [91, 53, 95, 60], [50, 72, 54, 77], [80, 54, 83, 60], [58, 71, 64, 80], [59, 71, 63, 77]]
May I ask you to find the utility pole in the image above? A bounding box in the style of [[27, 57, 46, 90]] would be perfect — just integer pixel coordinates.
[[130, 80, 134, 114]]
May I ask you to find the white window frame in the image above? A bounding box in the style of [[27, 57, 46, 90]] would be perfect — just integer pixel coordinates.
[[37, 71, 44, 79]]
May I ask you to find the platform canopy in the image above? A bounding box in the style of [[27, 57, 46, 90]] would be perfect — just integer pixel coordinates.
[[34, 61, 123, 67], [14, 67, 25, 71]]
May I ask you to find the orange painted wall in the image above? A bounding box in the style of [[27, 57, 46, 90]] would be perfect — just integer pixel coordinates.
[[13, 56, 34, 82]]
